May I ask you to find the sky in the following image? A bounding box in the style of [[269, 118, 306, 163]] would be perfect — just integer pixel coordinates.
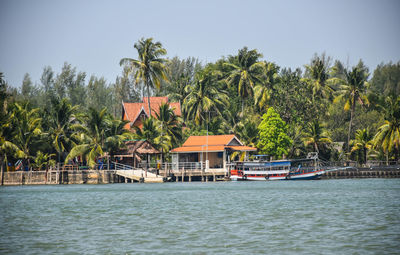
[[0, 0, 399, 87]]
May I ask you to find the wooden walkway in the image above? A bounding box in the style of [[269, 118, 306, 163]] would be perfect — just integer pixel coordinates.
[[115, 169, 164, 183]]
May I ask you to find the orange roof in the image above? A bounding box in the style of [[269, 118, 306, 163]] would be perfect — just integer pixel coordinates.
[[122, 97, 181, 129], [170, 135, 257, 153], [171, 145, 257, 153], [182, 135, 239, 147]]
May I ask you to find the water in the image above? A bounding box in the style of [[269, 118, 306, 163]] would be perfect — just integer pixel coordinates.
[[0, 179, 399, 255]]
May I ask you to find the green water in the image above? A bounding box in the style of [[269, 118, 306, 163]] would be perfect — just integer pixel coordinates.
[[0, 179, 399, 254]]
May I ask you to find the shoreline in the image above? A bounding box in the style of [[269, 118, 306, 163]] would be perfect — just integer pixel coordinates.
[[1, 167, 400, 186]]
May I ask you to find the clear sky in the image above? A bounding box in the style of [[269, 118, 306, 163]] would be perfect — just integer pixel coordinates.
[[1, 0, 399, 87]]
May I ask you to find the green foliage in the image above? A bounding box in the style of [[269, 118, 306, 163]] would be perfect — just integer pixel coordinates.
[[3, 42, 400, 164], [184, 66, 228, 125], [372, 96, 400, 160], [333, 60, 370, 151], [120, 37, 169, 116], [225, 47, 266, 113], [257, 107, 292, 158], [350, 128, 373, 165]]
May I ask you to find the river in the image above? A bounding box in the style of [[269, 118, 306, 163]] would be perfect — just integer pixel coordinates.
[[0, 179, 399, 254]]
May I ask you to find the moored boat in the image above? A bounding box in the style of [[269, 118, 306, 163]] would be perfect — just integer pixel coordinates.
[[230, 153, 324, 181]]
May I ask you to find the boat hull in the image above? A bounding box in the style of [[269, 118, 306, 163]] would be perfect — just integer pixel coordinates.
[[230, 170, 325, 181]]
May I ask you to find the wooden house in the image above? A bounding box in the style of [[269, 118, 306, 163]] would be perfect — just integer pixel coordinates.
[[170, 135, 257, 172], [122, 97, 181, 130]]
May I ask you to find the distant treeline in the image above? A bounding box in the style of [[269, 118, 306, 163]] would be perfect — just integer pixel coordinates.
[[1, 38, 399, 171]]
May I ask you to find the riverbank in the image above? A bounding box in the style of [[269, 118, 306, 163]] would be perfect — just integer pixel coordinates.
[[1, 167, 400, 185]]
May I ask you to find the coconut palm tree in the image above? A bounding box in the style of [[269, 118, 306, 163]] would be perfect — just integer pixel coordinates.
[[184, 67, 229, 125], [133, 117, 160, 145], [66, 108, 120, 168], [224, 47, 266, 113], [302, 120, 332, 154], [350, 128, 373, 165], [104, 118, 131, 156], [8, 103, 43, 170], [155, 102, 182, 148], [47, 98, 78, 164], [332, 62, 369, 152], [372, 96, 400, 162], [120, 37, 168, 116], [302, 53, 333, 101], [254, 62, 279, 111]]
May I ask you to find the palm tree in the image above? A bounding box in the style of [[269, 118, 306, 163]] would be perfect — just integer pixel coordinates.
[[9, 103, 43, 170], [120, 37, 168, 116], [184, 67, 229, 125], [302, 53, 333, 101], [372, 96, 400, 162], [224, 47, 266, 113], [254, 62, 279, 111], [302, 120, 332, 154], [133, 117, 160, 145], [350, 128, 373, 165], [104, 118, 131, 156], [155, 102, 182, 148], [47, 98, 78, 164], [66, 108, 109, 168], [333, 62, 369, 152]]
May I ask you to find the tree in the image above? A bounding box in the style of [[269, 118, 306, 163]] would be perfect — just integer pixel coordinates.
[[184, 67, 229, 125], [155, 102, 182, 148], [47, 98, 78, 164], [8, 103, 43, 170], [225, 47, 266, 113], [302, 53, 333, 102], [87, 76, 113, 112], [333, 61, 369, 152], [350, 128, 373, 165], [162, 56, 201, 105], [372, 96, 400, 162], [120, 37, 169, 116], [257, 107, 292, 159], [254, 62, 279, 111], [133, 117, 160, 145], [66, 108, 109, 167], [302, 119, 332, 154]]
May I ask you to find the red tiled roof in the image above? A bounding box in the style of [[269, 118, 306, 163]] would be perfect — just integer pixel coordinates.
[[122, 97, 181, 129], [170, 135, 257, 153], [182, 135, 239, 147], [170, 145, 257, 153]]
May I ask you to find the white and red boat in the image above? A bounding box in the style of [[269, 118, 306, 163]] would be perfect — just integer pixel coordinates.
[[230, 154, 325, 181]]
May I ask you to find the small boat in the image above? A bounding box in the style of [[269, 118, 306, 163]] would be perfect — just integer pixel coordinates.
[[230, 153, 324, 181]]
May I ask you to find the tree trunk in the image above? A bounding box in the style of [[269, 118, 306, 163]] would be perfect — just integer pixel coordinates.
[[364, 147, 367, 166], [0, 159, 4, 186], [347, 101, 355, 153], [147, 77, 151, 117]]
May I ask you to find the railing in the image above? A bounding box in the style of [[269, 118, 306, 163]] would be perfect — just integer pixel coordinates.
[[138, 162, 224, 171]]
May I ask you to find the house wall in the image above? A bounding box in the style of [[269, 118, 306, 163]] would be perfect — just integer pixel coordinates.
[[199, 152, 223, 169]]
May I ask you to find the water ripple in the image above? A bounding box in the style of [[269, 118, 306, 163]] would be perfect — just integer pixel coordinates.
[[0, 179, 399, 254]]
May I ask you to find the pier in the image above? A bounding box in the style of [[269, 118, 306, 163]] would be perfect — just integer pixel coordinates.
[[0, 162, 399, 186]]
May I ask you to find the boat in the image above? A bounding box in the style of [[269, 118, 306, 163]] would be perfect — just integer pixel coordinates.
[[230, 153, 325, 181]]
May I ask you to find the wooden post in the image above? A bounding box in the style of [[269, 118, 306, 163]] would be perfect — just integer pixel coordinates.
[[189, 172, 192, 182], [213, 172, 216, 182], [145, 154, 148, 178], [182, 167, 185, 183], [0, 162, 4, 186]]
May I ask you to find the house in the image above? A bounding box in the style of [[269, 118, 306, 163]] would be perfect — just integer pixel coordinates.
[[122, 97, 181, 130], [170, 135, 257, 172], [113, 140, 160, 168]]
